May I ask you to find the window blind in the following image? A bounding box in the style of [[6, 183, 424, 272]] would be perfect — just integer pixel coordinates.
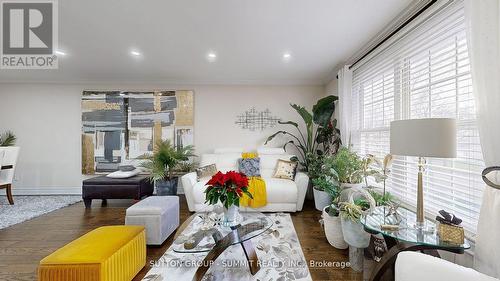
[[350, 0, 484, 234]]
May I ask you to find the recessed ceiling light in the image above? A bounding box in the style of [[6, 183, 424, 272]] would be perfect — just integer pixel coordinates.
[[55, 50, 66, 56], [206, 52, 217, 62], [130, 50, 142, 57], [283, 52, 292, 61]]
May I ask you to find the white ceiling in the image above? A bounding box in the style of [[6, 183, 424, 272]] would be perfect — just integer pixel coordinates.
[[0, 0, 412, 85]]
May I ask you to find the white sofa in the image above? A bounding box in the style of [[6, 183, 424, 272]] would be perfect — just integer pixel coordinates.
[[395, 252, 499, 281], [181, 148, 309, 212]]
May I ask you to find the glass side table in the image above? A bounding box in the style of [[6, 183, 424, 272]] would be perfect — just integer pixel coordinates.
[[172, 212, 274, 281], [362, 206, 471, 281]]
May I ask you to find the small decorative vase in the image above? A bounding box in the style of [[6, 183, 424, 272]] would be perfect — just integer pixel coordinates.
[[223, 205, 240, 225]]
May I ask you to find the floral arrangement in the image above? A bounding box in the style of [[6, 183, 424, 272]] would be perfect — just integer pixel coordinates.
[[204, 171, 253, 208]]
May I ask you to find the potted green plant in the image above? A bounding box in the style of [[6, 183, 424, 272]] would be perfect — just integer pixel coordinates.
[[312, 175, 338, 211], [318, 159, 348, 249], [339, 188, 375, 249], [204, 171, 253, 225], [326, 147, 364, 190], [322, 200, 349, 250], [141, 140, 195, 195], [265, 95, 341, 177]]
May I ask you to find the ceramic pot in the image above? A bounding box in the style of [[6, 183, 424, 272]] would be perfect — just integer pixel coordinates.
[[314, 188, 333, 211], [156, 177, 178, 195], [322, 206, 349, 249], [341, 217, 371, 248]]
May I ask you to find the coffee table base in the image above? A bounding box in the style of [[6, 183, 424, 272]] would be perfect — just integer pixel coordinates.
[[193, 226, 261, 281]]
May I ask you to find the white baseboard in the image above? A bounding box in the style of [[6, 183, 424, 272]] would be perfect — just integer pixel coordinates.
[[10, 186, 82, 195]]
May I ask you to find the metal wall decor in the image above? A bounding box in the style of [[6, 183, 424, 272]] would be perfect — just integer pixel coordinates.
[[235, 107, 280, 131]]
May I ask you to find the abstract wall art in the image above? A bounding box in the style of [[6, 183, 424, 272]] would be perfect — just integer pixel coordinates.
[[82, 90, 194, 174], [235, 107, 281, 131]]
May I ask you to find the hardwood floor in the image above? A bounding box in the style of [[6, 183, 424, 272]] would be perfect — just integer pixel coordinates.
[[0, 196, 363, 281]]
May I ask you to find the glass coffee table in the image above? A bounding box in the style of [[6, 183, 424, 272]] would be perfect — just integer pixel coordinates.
[[172, 212, 274, 281], [362, 206, 470, 281]]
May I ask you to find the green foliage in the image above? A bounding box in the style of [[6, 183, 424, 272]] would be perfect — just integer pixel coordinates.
[[265, 95, 341, 177], [325, 147, 363, 184], [140, 140, 195, 183], [369, 190, 395, 206], [339, 202, 363, 222], [0, 131, 16, 147], [326, 204, 340, 217], [312, 176, 340, 199], [205, 185, 252, 208]]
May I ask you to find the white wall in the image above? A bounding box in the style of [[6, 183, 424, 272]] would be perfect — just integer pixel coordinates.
[[0, 83, 324, 194]]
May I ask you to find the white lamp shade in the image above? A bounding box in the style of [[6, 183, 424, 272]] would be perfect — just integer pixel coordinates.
[[390, 118, 457, 158]]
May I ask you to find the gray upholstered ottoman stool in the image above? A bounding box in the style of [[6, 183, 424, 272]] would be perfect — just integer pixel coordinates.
[[125, 196, 179, 245]]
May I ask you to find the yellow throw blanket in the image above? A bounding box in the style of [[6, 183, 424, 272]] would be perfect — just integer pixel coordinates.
[[240, 152, 267, 208]]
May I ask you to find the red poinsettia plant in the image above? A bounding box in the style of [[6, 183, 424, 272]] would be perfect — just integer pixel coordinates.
[[204, 171, 253, 208]]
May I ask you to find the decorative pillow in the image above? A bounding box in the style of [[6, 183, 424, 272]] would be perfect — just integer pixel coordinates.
[[273, 159, 298, 180], [238, 158, 260, 177], [196, 164, 217, 181], [106, 169, 140, 179]]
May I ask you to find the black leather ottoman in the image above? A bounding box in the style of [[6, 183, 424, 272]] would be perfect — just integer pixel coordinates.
[[82, 175, 154, 208]]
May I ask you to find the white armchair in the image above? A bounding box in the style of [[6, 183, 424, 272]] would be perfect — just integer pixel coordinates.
[[395, 252, 499, 281], [0, 146, 20, 205]]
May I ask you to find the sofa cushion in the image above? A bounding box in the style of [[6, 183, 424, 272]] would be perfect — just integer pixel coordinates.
[[200, 154, 239, 172], [262, 177, 298, 203], [192, 179, 210, 204], [257, 147, 285, 155]]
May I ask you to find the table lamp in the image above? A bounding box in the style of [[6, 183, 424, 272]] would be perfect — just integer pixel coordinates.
[[390, 118, 457, 230]]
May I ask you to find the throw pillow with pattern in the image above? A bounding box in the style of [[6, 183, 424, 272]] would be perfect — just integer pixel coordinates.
[[196, 164, 217, 181], [238, 158, 260, 177], [273, 159, 298, 180]]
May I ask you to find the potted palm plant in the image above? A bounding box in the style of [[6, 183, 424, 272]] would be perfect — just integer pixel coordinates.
[[141, 140, 195, 195]]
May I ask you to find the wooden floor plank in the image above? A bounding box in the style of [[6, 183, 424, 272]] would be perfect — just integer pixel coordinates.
[[0, 196, 363, 281]]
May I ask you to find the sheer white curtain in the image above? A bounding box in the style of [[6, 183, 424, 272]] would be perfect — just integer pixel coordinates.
[[337, 65, 353, 145], [465, 0, 500, 277]]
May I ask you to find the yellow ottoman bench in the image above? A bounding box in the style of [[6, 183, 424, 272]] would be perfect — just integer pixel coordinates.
[[38, 225, 146, 281]]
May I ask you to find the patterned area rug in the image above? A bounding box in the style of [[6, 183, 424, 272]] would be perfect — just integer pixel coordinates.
[[143, 213, 312, 281], [0, 195, 82, 229]]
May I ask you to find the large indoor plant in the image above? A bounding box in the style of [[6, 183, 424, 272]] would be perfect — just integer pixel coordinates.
[[265, 95, 341, 176], [141, 140, 195, 195], [204, 171, 253, 224]]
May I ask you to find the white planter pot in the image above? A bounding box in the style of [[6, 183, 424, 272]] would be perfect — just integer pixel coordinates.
[[322, 206, 348, 250], [341, 217, 370, 248], [339, 182, 364, 202], [313, 188, 333, 211], [340, 182, 364, 189]]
